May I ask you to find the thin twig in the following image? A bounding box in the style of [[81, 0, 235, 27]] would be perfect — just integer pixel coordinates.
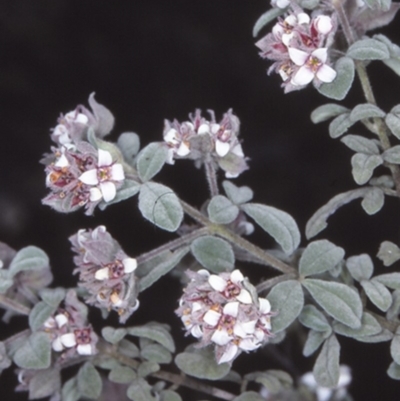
[[0, 295, 31, 316]]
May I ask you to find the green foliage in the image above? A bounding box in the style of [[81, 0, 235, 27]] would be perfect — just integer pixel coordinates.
[[77, 362, 102, 400], [137, 142, 168, 182], [347, 38, 390, 60], [313, 334, 340, 387], [207, 195, 239, 224]]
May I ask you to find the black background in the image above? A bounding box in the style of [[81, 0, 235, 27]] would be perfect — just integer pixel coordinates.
[[1, 1, 400, 400]]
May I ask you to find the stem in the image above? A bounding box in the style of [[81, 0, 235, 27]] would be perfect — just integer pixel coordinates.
[[204, 157, 219, 197], [180, 200, 297, 275], [256, 273, 298, 293], [0, 295, 31, 316]]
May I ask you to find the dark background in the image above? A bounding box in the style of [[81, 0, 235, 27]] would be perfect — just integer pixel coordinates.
[[1, 1, 400, 400]]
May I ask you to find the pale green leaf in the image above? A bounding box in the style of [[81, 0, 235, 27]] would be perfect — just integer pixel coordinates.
[[141, 343, 172, 364], [117, 132, 141, 165], [109, 365, 137, 384], [39, 288, 66, 307], [346, 254, 374, 281], [310, 103, 350, 124], [9, 246, 49, 276], [13, 332, 51, 369], [77, 362, 102, 400], [127, 378, 157, 401], [303, 329, 331, 357], [137, 142, 168, 182], [377, 241, 400, 266], [361, 279, 393, 311], [138, 361, 160, 378], [382, 145, 400, 163], [374, 272, 400, 289], [313, 335, 340, 387], [351, 153, 383, 185], [340, 134, 380, 155], [208, 195, 239, 224], [160, 390, 183, 401], [222, 181, 253, 204], [99, 179, 141, 210], [361, 187, 385, 215], [391, 328, 400, 364], [102, 327, 127, 344], [253, 8, 285, 37], [347, 38, 390, 60], [29, 368, 61, 400], [349, 103, 385, 122], [29, 301, 57, 331], [328, 113, 353, 138], [128, 324, 175, 352], [355, 328, 393, 343], [61, 378, 80, 401], [387, 361, 400, 380], [299, 304, 331, 332], [333, 312, 382, 337], [364, 0, 391, 11], [385, 112, 400, 139]]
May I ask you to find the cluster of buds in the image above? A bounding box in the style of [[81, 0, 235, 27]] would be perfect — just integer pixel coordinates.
[[256, 6, 337, 92], [42, 94, 125, 215], [42, 290, 98, 357], [70, 226, 139, 323], [176, 269, 274, 364], [163, 109, 248, 178]]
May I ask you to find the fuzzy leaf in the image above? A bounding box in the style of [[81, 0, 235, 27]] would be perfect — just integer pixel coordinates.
[[346, 254, 373, 281], [303, 329, 331, 357], [109, 365, 137, 384], [347, 38, 390, 60], [117, 132, 141, 165], [102, 327, 127, 344], [222, 181, 253, 204], [128, 324, 175, 353], [241, 203, 300, 255], [374, 272, 400, 289], [77, 362, 102, 400], [302, 279, 362, 328], [351, 153, 383, 185], [268, 280, 304, 332], [137, 142, 168, 182], [361, 187, 385, 215], [377, 241, 400, 266], [253, 8, 285, 37], [333, 312, 382, 337], [138, 182, 183, 232], [88, 92, 114, 137], [340, 134, 380, 155], [361, 279, 393, 311], [191, 236, 234, 273], [355, 328, 393, 343], [119, 339, 140, 358], [29, 301, 57, 332], [387, 289, 400, 320], [99, 179, 141, 210], [138, 361, 160, 378], [39, 288, 66, 307], [299, 240, 345, 277], [61, 378, 80, 401], [175, 348, 231, 380], [141, 343, 172, 364], [248, 372, 281, 394], [139, 246, 189, 291], [233, 392, 264, 401], [317, 57, 355, 101], [299, 304, 331, 332], [313, 335, 340, 387], [391, 328, 400, 365], [382, 145, 400, 163], [127, 378, 157, 401], [387, 361, 400, 380], [349, 103, 386, 122], [160, 390, 183, 401], [13, 332, 51, 369], [208, 195, 239, 224], [328, 113, 353, 138], [0, 270, 13, 293], [311, 103, 350, 124], [29, 368, 61, 400], [9, 246, 49, 276], [364, 0, 391, 10], [385, 112, 400, 139]]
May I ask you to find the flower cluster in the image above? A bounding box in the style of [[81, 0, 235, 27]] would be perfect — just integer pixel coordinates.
[[42, 290, 98, 357], [256, 7, 337, 92], [42, 94, 125, 215], [69, 226, 139, 323], [176, 269, 274, 364], [163, 109, 248, 178]]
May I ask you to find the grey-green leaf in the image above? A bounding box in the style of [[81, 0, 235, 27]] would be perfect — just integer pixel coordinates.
[[39, 287, 66, 307], [141, 343, 172, 364], [191, 236, 234, 273], [313, 335, 340, 387], [328, 113, 353, 138], [382, 145, 400, 163], [109, 365, 137, 384], [208, 195, 239, 224], [268, 280, 304, 332], [333, 312, 382, 337], [298, 304, 331, 332], [390, 328, 400, 365], [361, 279, 393, 311], [317, 57, 355, 101], [175, 348, 231, 380], [253, 8, 285, 37], [61, 378, 80, 401], [374, 272, 400, 289], [77, 362, 102, 400], [128, 324, 175, 352], [102, 327, 127, 344], [241, 203, 300, 255], [99, 179, 141, 210], [355, 328, 393, 343], [340, 134, 380, 155], [385, 112, 400, 139], [138, 361, 160, 378], [377, 241, 400, 266], [387, 361, 400, 380], [349, 103, 386, 122], [138, 182, 183, 232], [347, 38, 390, 60], [127, 378, 157, 401], [302, 279, 362, 328], [160, 390, 183, 401], [311, 103, 350, 124], [29, 301, 57, 332], [299, 240, 345, 277], [361, 187, 385, 215], [364, 0, 391, 11], [137, 142, 168, 182], [346, 254, 374, 281], [303, 329, 331, 357], [222, 181, 253, 204], [29, 368, 61, 400], [351, 153, 383, 185], [9, 246, 49, 276], [117, 132, 141, 165], [13, 332, 51, 369]]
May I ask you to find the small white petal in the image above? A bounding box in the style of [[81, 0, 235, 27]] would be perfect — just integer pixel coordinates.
[[301, 372, 318, 388], [95, 267, 110, 280], [338, 366, 352, 387], [259, 298, 271, 314], [100, 181, 117, 202], [191, 325, 203, 338], [291, 65, 315, 86], [52, 337, 64, 352], [208, 275, 227, 292], [55, 314, 68, 328], [241, 320, 257, 334], [77, 344, 93, 356], [314, 15, 333, 35], [285, 15, 297, 26], [260, 316, 272, 330], [60, 333, 76, 348], [297, 13, 311, 25], [223, 302, 239, 317], [254, 328, 265, 342], [276, 0, 290, 8], [89, 187, 103, 202], [210, 124, 220, 134], [111, 164, 125, 181], [197, 123, 210, 134], [203, 309, 222, 327], [191, 302, 203, 313], [231, 143, 244, 157], [123, 258, 137, 273], [79, 169, 99, 185], [55, 154, 69, 168], [288, 47, 309, 66], [211, 329, 232, 346], [215, 140, 230, 157], [316, 64, 337, 83], [218, 344, 238, 364], [272, 23, 284, 37], [197, 269, 210, 277], [230, 270, 244, 284], [282, 33, 294, 47], [316, 388, 332, 401], [166, 148, 175, 165], [239, 338, 260, 351], [98, 149, 113, 167], [75, 113, 89, 125], [44, 317, 56, 329], [177, 142, 190, 156], [164, 128, 179, 144], [312, 48, 328, 63], [236, 289, 252, 304]]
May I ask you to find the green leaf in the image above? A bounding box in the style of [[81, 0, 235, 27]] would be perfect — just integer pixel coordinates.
[[117, 132, 141, 165], [361, 279, 393, 311], [241, 203, 300, 255], [0, 270, 13, 294], [39, 287, 66, 307], [127, 378, 157, 401], [160, 390, 183, 401], [333, 312, 382, 337], [9, 246, 49, 276], [303, 329, 331, 357], [29, 301, 57, 332], [377, 241, 400, 266], [299, 304, 331, 332], [364, 0, 391, 11], [347, 38, 390, 60], [340, 134, 380, 155], [351, 153, 383, 185], [222, 181, 253, 204], [141, 343, 172, 364], [387, 289, 400, 320], [119, 339, 140, 358], [175, 348, 231, 380], [299, 240, 345, 277], [138, 182, 183, 232], [61, 378, 80, 401], [268, 280, 304, 332], [77, 362, 102, 400], [138, 361, 160, 378], [361, 187, 385, 215], [385, 107, 400, 139], [328, 113, 353, 138], [207, 195, 239, 224], [346, 254, 374, 281], [317, 57, 355, 101], [374, 34, 400, 76], [383, 145, 400, 163], [374, 272, 400, 289], [128, 324, 175, 353], [109, 365, 137, 384], [311, 103, 350, 124], [191, 236, 234, 273], [302, 279, 362, 328], [99, 179, 141, 210], [13, 332, 51, 369], [355, 328, 393, 343], [233, 392, 264, 401], [102, 327, 127, 344], [246, 372, 281, 394], [137, 142, 168, 182], [253, 8, 285, 37], [391, 328, 400, 365], [313, 335, 340, 387], [387, 361, 400, 380], [349, 103, 386, 122], [29, 368, 61, 400]]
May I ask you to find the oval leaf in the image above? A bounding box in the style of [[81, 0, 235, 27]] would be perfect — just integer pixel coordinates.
[[361, 187, 384, 215], [128, 324, 175, 353], [208, 195, 239, 224], [361, 279, 393, 311], [299, 304, 331, 332], [347, 38, 390, 60], [383, 145, 400, 163], [303, 329, 331, 357], [313, 335, 340, 388], [349, 103, 386, 122], [222, 181, 253, 204], [346, 254, 374, 281], [137, 142, 168, 182], [340, 134, 380, 155], [377, 241, 400, 266], [127, 378, 157, 401], [253, 8, 285, 37], [333, 312, 382, 337], [9, 246, 49, 276], [328, 113, 353, 138], [13, 332, 51, 369], [351, 153, 383, 185], [311, 103, 350, 124], [77, 362, 102, 400]]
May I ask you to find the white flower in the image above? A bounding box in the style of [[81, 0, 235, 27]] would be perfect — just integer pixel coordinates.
[[79, 149, 125, 202], [94, 257, 137, 281], [313, 15, 333, 35], [288, 47, 337, 86]]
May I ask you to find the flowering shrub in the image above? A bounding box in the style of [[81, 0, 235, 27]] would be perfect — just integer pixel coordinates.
[[2, 1, 400, 400]]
